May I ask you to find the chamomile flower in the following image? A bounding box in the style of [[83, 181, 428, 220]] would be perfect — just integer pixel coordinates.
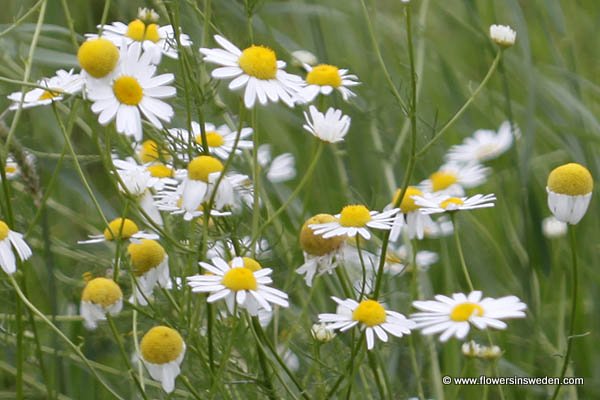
[[137, 139, 172, 164], [0, 221, 32, 275], [318, 297, 415, 350], [257, 144, 296, 183], [78, 217, 158, 244], [7, 69, 84, 110], [414, 193, 496, 215], [310, 205, 399, 241], [490, 24, 516, 48], [546, 163, 593, 225], [168, 121, 253, 160], [303, 106, 351, 143], [77, 38, 120, 79], [462, 340, 502, 360], [445, 121, 515, 164], [311, 323, 336, 342], [87, 14, 192, 64], [1, 157, 20, 181], [389, 186, 435, 241], [420, 163, 489, 196], [187, 256, 289, 316], [140, 326, 186, 393], [86, 42, 176, 141], [300, 64, 360, 102], [206, 236, 270, 260], [411, 291, 527, 342], [200, 35, 304, 109], [128, 239, 169, 305], [297, 214, 345, 286], [80, 277, 123, 330]]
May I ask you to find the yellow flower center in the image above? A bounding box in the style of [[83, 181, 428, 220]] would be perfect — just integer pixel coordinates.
[[77, 38, 120, 78], [0, 220, 10, 241], [238, 45, 278, 80], [139, 140, 170, 163], [450, 302, 484, 322], [196, 131, 225, 148], [300, 214, 344, 256], [306, 64, 342, 87], [430, 171, 458, 192], [241, 257, 262, 272], [38, 89, 62, 101], [352, 300, 387, 327], [128, 239, 166, 276], [440, 197, 464, 209], [147, 163, 174, 178], [187, 155, 224, 182], [81, 277, 123, 307], [547, 163, 593, 196], [126, 19, 161, 43], [103, 218, 140, 240], [221, 267, 257, 291], [393, 186, 423, 213], [5, 165, 17, 174], [339, 205, 371, 227], [113, 76, 144, 106], [140, 326, 184, 364]]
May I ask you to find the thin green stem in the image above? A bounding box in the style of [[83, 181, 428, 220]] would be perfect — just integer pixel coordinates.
[[409, 335, 426, 400], [206, 302, 215, 373], [451, 214, 475, 292]]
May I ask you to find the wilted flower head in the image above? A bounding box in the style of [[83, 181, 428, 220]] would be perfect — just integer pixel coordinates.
[[546, 163, 593, 225]]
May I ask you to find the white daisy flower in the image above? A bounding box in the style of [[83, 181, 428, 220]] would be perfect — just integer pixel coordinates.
[[200, 35, 304, 109], [318, 297, 415, 350], [113, 157, 177, 195], [86, 42, 176, 141], [445, 121, 516, 164], [187, 256, 289, 316], [300, 64, 360, 102], [411, 291, 527, 342], [310, 205, 399, 241], [1, 157, 20, 181], [7, 69, 84, 110], [389, 187, 435, 241], [86, 16, 192, 64], [128, 239, 170, 305], [80, 277, 123, 330], [541, 216, 568, 239], [153, 182, 232, 220], [257, 144, 296, 183], [78, 217, 158, 244], [490, 24, 516, 48], [139, 326, 186, 393], [168, 121, 253, 160], [206, 236, 270, 260], [0, 221, 33, 275], [546, 163, 593, 225], [420, 162, 489, 196], [303, 106, 351, 143], [413, 193, 496, 215]]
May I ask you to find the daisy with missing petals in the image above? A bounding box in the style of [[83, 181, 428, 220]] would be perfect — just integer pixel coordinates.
[[318, 297, 415, 350], [445, 121, 515, 164], [86, 42, 176, 141], [8, 69, 84, 110], [80, 277, 123, 330], [546, 163, 593, 225], [187, 256, 289, 316], [200, 35, 304, 108], [414, 193, 496, 215], [389, 186, 435, 241], [303, 106, 351, 143], [78, 217, 158, 244], [128, 239, 170, 305], [257, 144, 296, 183], [168, 121, 253, 160], [420, 163, 489, 196], [310, 205, 399, 241], [300, 63, 360, 102], [411, 291, 526, 342], [139, 326, 186, 393], [0, 221, 33, 275]]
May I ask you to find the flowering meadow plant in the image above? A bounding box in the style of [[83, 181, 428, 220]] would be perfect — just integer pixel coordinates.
[[0, 1, 596, 399]]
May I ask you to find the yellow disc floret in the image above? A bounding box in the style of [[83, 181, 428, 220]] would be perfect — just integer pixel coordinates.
[[77, 39, 120, 78], [0, 220, 10, 241], [128, 239, 166, 276], [300, 214, 344, 256], [187, 155, 224, 182], [113, 76, 144, 105], [450, 302, 484, 322], [139, 140, 170, 163], [144, 24, 161, 43], [140, 326, 184, 364], [81, 277, 123, 307], [103, 218, 140, 240], [430, 171, 458, 192], [147, 163, 174, 178], [222, 267, 257, 291], [126, 20, 161, 43], [240, 257, 262, 272], [440, 197, 464, 209], [238, 45, 278, 80], [339, 205, 372, 227], [306, 64, 342, 87], [38, 89, 61, 101], [547, 163, 593, 196], [393, 186, 423, 213], [352, 300, 387, 327], [197, 131, 225, 148]]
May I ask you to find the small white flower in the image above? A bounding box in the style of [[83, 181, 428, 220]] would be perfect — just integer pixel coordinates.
[[311, 323, 336, 342], [291, 50, 318, 67], [445, 121, 516, 164], [257, 144, 296, 183], [490, 24, 516, 47], [0, 221, 33, 274], [541, 216, 568, 239], [80, 277, 123, 330], [168, 121, 253, 160], [78, 217, 158, 244], [140, 326, 186, 393], [137, 7, 160, 23], [8, 69, 83, 110], [303, 106, 351, 143], [420, 162, 489, 196], [310, 205, 399, 241], [153, 183, 232, 221], [546, 163, 593, 225], [413, 193, 496, 215], [318, 297, 415, 350], [411, 291, 527, 342], [300, 64, 360, 102]]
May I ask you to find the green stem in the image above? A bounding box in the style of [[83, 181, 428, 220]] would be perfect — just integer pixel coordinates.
[[451, 214, 475, 292], [15, 283, 24, 399], [409, 335, 426, 400], [206, 302, 215, 373]]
